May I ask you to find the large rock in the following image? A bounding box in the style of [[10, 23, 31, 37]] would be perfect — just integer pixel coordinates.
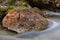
[[2, 7, 49, 33]]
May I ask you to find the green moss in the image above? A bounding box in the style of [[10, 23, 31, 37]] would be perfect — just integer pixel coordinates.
[[7, 5, 16, 9], [0, 7, 7, 23], [15, 0, 27, 6], [0, 5, 16, 23], [6, 0, 16, 5]]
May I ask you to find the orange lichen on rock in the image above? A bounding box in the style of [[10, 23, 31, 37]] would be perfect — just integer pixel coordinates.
[[8, 9, 15, 14]]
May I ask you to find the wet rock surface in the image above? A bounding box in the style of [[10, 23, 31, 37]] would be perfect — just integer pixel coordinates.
[[2, 7, 49, 33]]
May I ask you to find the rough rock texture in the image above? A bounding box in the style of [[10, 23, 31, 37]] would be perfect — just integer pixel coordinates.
[[2, 7, 49, 33]]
